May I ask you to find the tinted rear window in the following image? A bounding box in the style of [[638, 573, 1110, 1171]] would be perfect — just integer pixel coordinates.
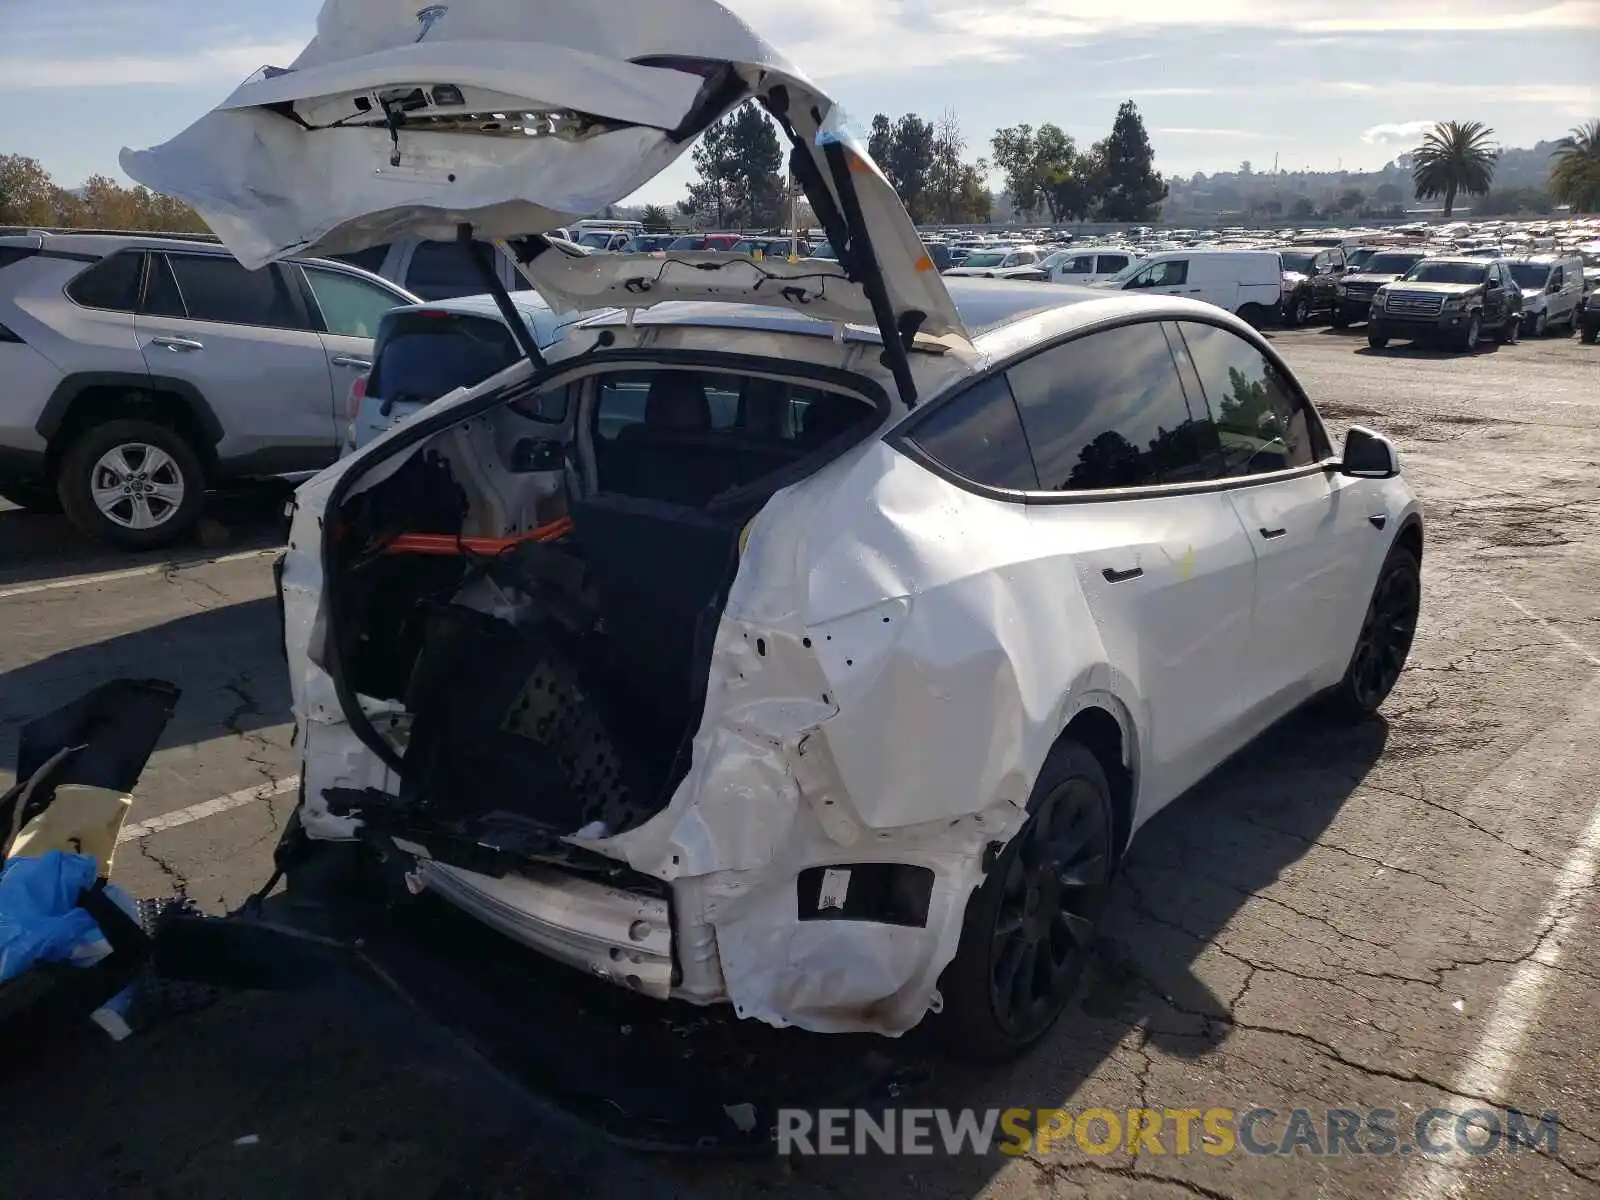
[[369, 312, 520, 407], [0, 247, 39, 272], [66, 251, 142, 311]]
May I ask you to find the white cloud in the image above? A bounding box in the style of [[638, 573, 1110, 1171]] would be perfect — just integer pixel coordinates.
[[1361, 120, 1437, 146], [1159, 128, 1277, 138], [3, 41, 307, 89]]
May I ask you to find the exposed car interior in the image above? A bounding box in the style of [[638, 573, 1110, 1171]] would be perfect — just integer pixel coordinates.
[[326, 364, 883, 857]]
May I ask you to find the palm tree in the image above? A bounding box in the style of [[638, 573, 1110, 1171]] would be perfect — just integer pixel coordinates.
[[1410, 121, 1497, 217], [640, 203, 674, 233], [1549, 120, 1600, 213]]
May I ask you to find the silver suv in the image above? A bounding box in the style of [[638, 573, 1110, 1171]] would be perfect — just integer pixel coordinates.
[[0, 233, 416, 548]]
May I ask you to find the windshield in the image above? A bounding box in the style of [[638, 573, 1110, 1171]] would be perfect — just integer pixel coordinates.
[[1507, 262, 1551, 289], [1346, 248, 1378, 269], [1363, 253, 1424, 275], [1039, 250, 1071, 270], [961, 251, 1010, 268], [667, 236, 704, 252], [1279, 252, 1317, 273], [576, 232, 615, 249], [1403, 261, 1489, 285], [808, 242, 837, 260]]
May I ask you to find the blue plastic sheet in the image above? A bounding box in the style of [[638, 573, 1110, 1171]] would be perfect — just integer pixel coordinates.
[[0, 850, 129, 983]]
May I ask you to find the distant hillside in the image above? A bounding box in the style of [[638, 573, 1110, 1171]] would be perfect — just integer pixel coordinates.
[[1161, 139, 1567, 222]]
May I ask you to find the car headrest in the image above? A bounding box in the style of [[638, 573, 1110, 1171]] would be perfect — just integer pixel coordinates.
[[644, 374, 710, 432]]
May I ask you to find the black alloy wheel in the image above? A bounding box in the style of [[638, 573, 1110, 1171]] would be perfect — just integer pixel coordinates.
[[937, 740, 1116, 1060], [1329, 545, 1421, 719]]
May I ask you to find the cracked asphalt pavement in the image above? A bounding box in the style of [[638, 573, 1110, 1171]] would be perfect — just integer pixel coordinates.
[[1, 326, 1597, 1200]]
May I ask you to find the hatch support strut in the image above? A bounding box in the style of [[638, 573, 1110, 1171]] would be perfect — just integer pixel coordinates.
[[459, 223, 546, 371], [763, 88, 922, 410]]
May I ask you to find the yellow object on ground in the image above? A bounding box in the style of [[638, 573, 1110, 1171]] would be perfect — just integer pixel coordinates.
[[10, 785, 133, 876]]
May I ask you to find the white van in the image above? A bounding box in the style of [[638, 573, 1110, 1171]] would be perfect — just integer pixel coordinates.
[[1506, 254, 1585, 337], [1096, 249, 1284, 325], [1038, 246, 1140, 285]]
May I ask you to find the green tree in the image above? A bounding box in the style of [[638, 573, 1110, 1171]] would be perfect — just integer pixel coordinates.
[[991, 122, 1086, 223], [1288, 196, 1316, 221], [956, 159, 993, 223], [1549, 119, 1600, 213], [0, 154, 59, 226], [1336, 188, 1366, 215], [991, 123, 1043, 218], [1097, 101, 1167, 221], [640, 204, 673, 232], [886, 114, 937, 223], [680, 103, 783, 229], [868, 114, 894, 170], [1410, 120, 1497, 217]]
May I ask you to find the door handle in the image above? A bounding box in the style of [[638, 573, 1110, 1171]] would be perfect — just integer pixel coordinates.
[[1102, 566, 1144, 583], [150, 335, 203, 352], [1259, 526, 1287, 539], [331, 355, 372, 370], [1188, 288, 1203, 293]]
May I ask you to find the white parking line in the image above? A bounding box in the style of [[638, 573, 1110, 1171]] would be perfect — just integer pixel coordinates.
[[0, 547, 280, 601], [117, 774, 300, 843], [1400, 609, 1600, 1199]]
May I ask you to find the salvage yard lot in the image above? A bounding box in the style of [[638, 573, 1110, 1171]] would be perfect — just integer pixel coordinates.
[[1, 327, 1598, 1200]]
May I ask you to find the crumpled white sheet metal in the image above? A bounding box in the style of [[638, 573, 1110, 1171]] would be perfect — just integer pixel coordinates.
[[593, 430, 1140, 1033], [118, 0, 971, 342]]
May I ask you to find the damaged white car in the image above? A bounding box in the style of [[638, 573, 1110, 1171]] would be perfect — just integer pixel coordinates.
[[126, 0, 1423, 1059]]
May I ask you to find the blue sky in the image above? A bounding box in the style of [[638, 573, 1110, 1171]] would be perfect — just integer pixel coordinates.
[[3, 0, 1595, 204]]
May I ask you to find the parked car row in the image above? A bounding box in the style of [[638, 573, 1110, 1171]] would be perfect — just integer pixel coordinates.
[[4, 217, 1593, 549]]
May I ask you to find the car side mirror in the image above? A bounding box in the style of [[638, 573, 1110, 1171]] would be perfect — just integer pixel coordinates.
[[1340, 425, 1399, 479], [1549, 280, 1562, 294]]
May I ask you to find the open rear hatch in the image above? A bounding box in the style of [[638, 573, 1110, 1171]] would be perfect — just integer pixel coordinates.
[[120, 0, 972, 387]]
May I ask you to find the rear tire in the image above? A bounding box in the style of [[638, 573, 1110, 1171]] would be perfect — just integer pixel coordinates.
[[936, 739, 1116, 1062], [1582, 324, 1598, 345], [58, 418, 206, 550], [1325, 543, 1421, 722], [1237, 304, 1268, 329], [0, 480, 62, 514], [1286, 296, 1308, 328]]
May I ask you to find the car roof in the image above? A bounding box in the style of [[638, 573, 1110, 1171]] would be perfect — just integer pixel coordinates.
[[583, 278, 1245, 359], [0, 230, 384, 273]]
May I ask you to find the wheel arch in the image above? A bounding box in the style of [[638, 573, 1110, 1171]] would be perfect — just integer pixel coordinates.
[[1394, 514, 1423, 564], [1056, 692, 1139, 859], [37, 373, 223, 475]]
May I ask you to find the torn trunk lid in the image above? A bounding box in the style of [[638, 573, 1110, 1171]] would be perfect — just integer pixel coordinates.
[[119, 0, 972, 386]]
